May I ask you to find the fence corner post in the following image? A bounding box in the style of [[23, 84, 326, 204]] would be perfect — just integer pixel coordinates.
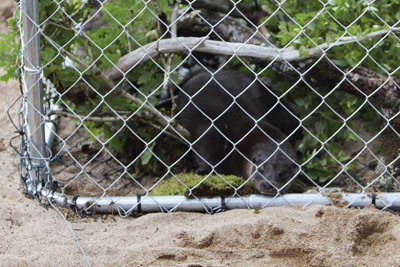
[[21, 0, 48, 196]]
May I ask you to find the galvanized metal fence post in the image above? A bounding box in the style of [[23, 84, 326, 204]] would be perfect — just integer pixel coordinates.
[[21, 0, 48, 196]]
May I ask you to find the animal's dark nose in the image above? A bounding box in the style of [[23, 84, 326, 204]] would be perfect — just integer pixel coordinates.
[[259, 182, 277, 195]]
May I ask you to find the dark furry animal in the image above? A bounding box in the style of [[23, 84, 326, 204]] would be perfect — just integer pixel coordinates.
[[175, 71, 300, 194]]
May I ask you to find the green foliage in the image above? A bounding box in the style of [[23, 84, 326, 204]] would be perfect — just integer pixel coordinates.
[[0, 17, 19, 81], [250, 0, 396, 183], [259, 68, 376, 183], [140, 143, 155, 166], [35, 0, 174, 156], [38, 0, 170, 84], [150, 173, 252, 196], [260, 0, 400, 75]]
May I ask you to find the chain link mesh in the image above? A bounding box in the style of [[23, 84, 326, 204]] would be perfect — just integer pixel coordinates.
[[16, 0, 400, 215]]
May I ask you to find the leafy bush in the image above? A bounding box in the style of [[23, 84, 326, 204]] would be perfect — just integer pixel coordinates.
[[261, 0, 400, 74], [0, 15, 19, 81]]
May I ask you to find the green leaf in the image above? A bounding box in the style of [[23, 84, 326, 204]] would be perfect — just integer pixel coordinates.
[[140, 143, 155, 165], [299, 46, 309, 59]]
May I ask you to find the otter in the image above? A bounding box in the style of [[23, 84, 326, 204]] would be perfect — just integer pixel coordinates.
[[175, 70, 300, 194]]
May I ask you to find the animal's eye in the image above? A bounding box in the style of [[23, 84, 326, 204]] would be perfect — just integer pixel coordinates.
[[278, 171, 286, 177]]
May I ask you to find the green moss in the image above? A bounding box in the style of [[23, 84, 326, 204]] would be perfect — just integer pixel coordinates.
[[150, 173, 253, 197]]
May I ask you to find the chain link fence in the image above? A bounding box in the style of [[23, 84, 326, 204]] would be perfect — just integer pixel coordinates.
[[15, 0, 400, 215]]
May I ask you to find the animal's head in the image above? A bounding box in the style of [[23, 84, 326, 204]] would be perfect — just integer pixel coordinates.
[[249, 142, 299, 195]]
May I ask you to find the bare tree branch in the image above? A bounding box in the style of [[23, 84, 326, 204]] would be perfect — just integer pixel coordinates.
[[105, 29, 398, 80]]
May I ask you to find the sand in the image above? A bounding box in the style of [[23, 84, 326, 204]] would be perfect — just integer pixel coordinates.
[[1, 2, 400, 266]]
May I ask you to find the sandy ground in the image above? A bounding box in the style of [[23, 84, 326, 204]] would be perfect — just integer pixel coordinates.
[[2, 2, 400, 266]]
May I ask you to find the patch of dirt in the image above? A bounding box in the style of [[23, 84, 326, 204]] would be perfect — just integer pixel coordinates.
[[0, 0, 15, 31], [0, 138, 6, 152]]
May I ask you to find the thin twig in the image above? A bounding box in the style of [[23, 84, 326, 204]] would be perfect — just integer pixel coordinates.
[[120, 90, 190, 139], [50, 110, 130, 122], [52, 108, 189, 144], [161, 3, 179, 114]]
